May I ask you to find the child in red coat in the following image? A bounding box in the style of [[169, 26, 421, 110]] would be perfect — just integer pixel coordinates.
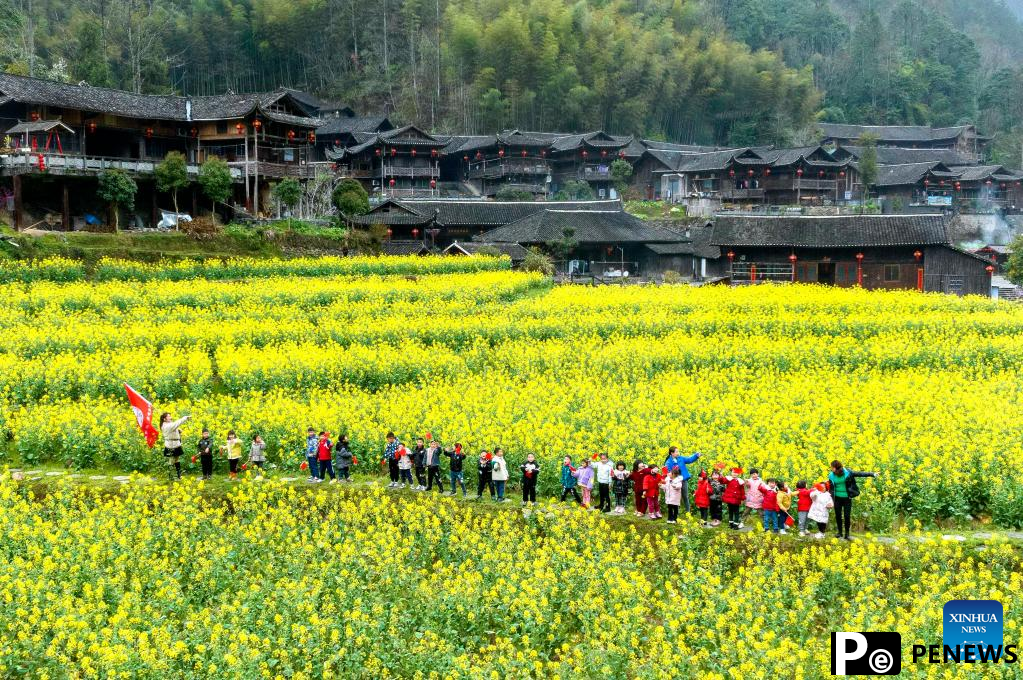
[[643, 464, 665, 519], [795, 480, 812, 536], [722, 467, 746, 530], [694, 470, 712, 526], [630, 461, 649, 517]]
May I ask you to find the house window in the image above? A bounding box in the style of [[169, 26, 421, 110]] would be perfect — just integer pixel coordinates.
[[884, 265, 901, 282]]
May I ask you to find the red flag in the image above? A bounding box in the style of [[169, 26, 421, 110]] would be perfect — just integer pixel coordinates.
[[124, 383, 159, 448]]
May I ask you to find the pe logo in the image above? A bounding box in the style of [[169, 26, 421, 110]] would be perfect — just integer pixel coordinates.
[[831, 632, 902, 675], [944, 600, 1003, 660]]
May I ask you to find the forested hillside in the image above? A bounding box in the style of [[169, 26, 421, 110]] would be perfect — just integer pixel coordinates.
[[2, 0, 1023, 154]]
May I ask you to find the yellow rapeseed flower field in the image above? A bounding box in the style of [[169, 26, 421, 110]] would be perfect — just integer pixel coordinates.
[[2, 256, 1023, 678], [0, 477, 1018, 678], [2, 257, 1023, 530]]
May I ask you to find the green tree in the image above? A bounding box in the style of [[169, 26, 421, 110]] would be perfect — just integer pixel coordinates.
[[546, 226, 577, 261], [494, 187, 533, 201], [97, 169, 137, 231], [554, 180, 595, 201], [610, 159, 633, 197], [198, 157, 232, 214], [332, 178, 370, 218], [72, 18, 112, 87], [271, 177, 302, 229], [1006, 233, 1023, 286], [154, 151, 189, 224], [857, 134, 879, 206]]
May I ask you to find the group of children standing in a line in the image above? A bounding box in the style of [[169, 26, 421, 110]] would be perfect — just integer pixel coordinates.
[[162, 417, 877, 539]]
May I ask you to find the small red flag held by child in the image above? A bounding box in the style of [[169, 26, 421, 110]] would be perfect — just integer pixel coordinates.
[[124, 383, 159, 448]]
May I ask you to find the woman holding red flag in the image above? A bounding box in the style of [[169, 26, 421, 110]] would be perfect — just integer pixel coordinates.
[[160, 412, 190, 480]]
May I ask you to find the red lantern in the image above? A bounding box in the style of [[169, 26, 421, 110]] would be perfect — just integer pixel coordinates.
[[923, 179, 929, 188], [236, 123, 244, 134], [307, 131, 316, 143], [747, 169, 754, 177], [389, 178, 395, 187], [788, 254, 797, 263], [818, 170, 825, 178], [431, 149, 438, 158], [728, 169, 735, 178], [87, 121, 97, 134], [986, 265, 995, 274], [499, 148, 505, 158], [954, 182, 961, 190], [763, 168, 771, 177], [331, 163, 337, 171], [601, 150, 607, 158], [288, 130, 296, 141], [939, 180, 945, 187], [36, 153, 45, 171], [839, 170, 846, 178], [606, 246, 614, 256], [540, 150, 546, 158], [727, 251, 735, 262], [476, 151, 482, 160], [796, 168, 803, 177], [375, 148, 381, 156], [391, 148, 397, 157], [986, 179, 993, 186], [253, 118, 262, 131], [30, 112, 39, 121], [463, 155, 469, 162], [145, 127, 154, 139], [412, 228, 419, 238], [521, 149, 527, 157], [619, 150, 626, 159], [411, 148, 417, 157], [189, 127, 198, 138], [386, 227, 393, 238], [1001, 183, 1007, 189], [913, 250, 922, 261], [581, 150, 588, 159], [429, 179, 436, 189], [856, 253, 864, 262]]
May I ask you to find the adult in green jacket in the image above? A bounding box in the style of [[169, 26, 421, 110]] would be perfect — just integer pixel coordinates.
[[827, 460, 878, 540]]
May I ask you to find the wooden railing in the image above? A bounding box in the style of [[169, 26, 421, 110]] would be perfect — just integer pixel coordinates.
[[721, 187, 765, 199], [467, 160, 550, 179]]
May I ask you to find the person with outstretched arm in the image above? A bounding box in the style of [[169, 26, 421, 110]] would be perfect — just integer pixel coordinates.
[[663, 446, 701, 514], [160, 412, 190, 480], [826, 460, 878, 540]]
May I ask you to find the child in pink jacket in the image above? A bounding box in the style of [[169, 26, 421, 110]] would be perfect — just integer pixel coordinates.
[[663, 468, 686, 524], [744, 468, 764, 524]]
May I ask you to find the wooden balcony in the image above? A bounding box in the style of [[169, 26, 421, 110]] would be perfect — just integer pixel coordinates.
[[721, 187, 765, 199], [792, 178, 838, 191], [228, 161, 322, 179], [380, 163, 440, 178], [576, 164, 613, 180], [468, 159, 551, 179], [0, 151, 240, 178]]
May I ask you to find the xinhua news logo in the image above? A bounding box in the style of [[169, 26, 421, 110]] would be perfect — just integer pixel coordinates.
[[830, 633, 902, 675]]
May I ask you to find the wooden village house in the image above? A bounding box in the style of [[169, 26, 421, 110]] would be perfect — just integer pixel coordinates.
[[0, 73, 320, 229]]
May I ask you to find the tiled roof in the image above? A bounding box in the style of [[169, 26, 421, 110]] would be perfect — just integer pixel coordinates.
[[5, 120, 75, 134], [641, 140, 724, 153], [444, 241, 530, 260], [837, 145, 975, 167], [394, 199, 623, 227], [316, 115, 392, 135], [677, 148, 757, 172], [477, 209, 684, 244], [873, 162, 945, 187], [0, 72, 319, 126], [819, 122, 975, 143], [381, 240, 430, 255], [711, 214, 951, 248], [955, 165, 1016, 182]]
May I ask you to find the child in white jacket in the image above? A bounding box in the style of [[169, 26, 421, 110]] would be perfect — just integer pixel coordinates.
[[807, 482, 834, 539]]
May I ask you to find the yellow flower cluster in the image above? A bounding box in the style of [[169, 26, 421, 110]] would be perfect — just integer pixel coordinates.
[[4, 264, 1023, 526], [0, 476, 1018, 678]]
